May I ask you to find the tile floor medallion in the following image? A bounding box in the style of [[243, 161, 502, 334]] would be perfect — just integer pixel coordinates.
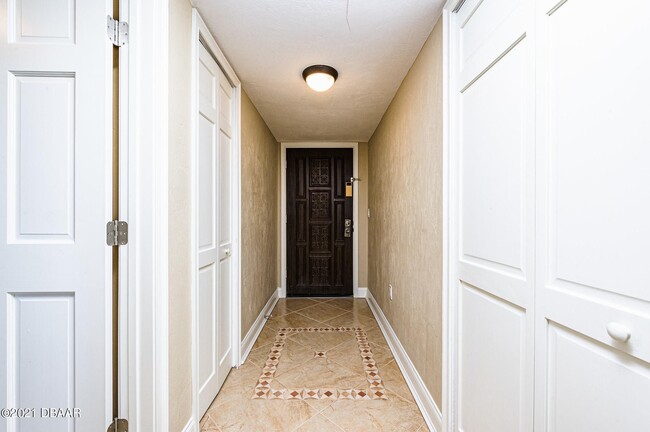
[[201, 298, 429, 431], [252, 327, 388, 401]]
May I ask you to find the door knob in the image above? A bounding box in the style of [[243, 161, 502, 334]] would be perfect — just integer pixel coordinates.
[[606, 322, 631, 343], [224, 248, 231, 257]]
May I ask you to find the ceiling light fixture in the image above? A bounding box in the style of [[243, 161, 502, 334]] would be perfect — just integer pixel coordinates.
[[302, 65, 338, 92]]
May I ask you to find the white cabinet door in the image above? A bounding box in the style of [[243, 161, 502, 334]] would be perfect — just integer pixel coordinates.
[[534, 0, 650, 430], [451, 0, 535, 430], [197, 42, 234, 417], [0, 0, 112, 431]]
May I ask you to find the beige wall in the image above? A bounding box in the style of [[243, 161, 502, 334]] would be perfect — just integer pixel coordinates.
[[168, 0, 193, 430], [166, 6, 280, 428], [368, 21, 444, 407], [241, 90, 280, 336], [358, 142, 369, 288]]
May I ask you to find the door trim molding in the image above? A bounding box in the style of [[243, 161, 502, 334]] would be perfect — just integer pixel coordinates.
[[442, 2, 460, 431], [280, 142, 361, 298], [191, 8, 243, 425], [124, 0, 170, 429]]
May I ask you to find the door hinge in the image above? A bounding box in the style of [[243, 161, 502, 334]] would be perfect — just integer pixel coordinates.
[[107, 15, 129, 46], [106, 221, 128, 246], [107, 418, 128, 432]]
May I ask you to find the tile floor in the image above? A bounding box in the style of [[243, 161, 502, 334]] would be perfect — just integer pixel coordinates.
[[200, 297, 429, 431]]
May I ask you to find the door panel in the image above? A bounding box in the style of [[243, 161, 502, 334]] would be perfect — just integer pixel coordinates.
[[535, 0, 650, 429], [197, 42, 234, 417], [287, 149, 353, 297], [546, 323, 650, 432], [0, 0, 112, 430], [459, 284, 527, 432], [453, 0, 535, 429]]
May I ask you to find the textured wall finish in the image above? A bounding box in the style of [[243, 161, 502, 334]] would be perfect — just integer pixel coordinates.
[[368, 21, 443, 407], [168, 0, 193, 429], [359, 142, 369, 288], [241, 90, 280, 336]]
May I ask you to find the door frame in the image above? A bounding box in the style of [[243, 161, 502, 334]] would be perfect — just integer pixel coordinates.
[[442, 1, 461, 431], [280, 142, 362, 298], [190, 9, 243, 427], [122, 0, 172, 429]]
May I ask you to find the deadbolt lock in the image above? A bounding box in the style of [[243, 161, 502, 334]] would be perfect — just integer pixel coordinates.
[[344, 219, 353, 238]]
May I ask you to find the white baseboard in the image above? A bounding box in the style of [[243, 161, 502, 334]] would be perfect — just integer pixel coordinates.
[[355, 287, 368, 298], [366, 290, 442, 432], [182, 417, 196, 432], [240, 287, 280, 363], [278, 286, 285, 298]]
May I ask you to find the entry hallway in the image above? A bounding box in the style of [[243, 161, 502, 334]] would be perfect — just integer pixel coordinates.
[[199, 298, 429, 431]]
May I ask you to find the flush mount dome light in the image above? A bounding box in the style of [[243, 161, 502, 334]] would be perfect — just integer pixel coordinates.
[[302, 65, 338, 92]]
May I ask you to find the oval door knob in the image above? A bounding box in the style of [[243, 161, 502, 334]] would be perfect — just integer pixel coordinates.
[[606, 322, 631, 343]]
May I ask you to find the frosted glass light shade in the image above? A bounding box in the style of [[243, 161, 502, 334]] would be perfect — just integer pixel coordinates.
[[305, 72, 335, 92], [302, 65, 338, 92]]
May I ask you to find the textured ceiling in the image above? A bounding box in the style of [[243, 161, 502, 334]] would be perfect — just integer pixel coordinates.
[[192, 0, 444, 142]]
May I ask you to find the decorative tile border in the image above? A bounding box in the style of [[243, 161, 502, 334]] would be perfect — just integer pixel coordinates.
[[252, 327, 388, 400]]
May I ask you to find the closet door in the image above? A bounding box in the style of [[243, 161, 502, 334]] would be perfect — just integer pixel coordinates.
[[534, 0, 650, 430], [450, 0, 535, 430], [197, 42, 234, 417]]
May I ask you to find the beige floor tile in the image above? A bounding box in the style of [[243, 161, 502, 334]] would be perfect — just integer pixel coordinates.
[[322, 390, 425, 432], [296, 302, 349, 323], [251, 325, 280, 350], [364, 326, 389, 348], [326, 338, 393, 380], [202, 298, 427, 432], [246, 342, 274, 368], [321, 297, 355, 310], [418, 422, 432, 431], [303, 397, 336, 414], [265, 312, 325, 331], [322, 311, 378, 330], [287, 328, 354, 351], [325, 339, 366, 376], [379, 360, 417, 403], [369, 342, 395, 367], [214, 362, 264, 402], [273, 298, 320, 317], [200, 413, 220, 431], [209, 397, 317, 432], [275, 358, 367, 389], [271, 338, 315, 376], [293, 414, 344, 432]]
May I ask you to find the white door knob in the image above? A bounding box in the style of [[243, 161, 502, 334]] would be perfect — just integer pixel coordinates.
[[606, 322, 631, 343]]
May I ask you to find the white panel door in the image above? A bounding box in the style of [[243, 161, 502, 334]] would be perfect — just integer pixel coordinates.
[[534, 0, 650, 430], [0, 0, 112, 431], [451, 0, 535, 430], [197, 42, 234, 417]]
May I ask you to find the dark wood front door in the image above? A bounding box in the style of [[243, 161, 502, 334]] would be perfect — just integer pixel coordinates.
[[287, 148, 353, 297]]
